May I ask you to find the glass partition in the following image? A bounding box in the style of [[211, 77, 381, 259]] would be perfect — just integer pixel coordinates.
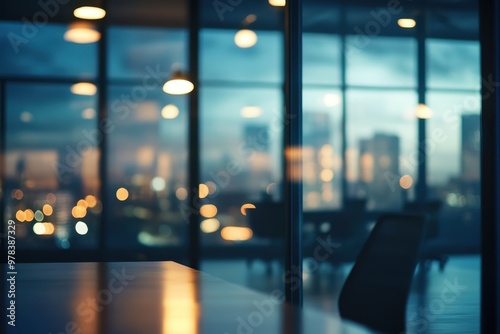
[[198, 3, 286, 291], [302, 1, 481, 332]]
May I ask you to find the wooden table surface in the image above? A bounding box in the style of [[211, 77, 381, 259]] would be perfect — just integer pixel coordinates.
[[2, 261, 374, 334]]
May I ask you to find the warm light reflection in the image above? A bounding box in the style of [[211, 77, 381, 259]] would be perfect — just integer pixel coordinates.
[[46, 193, 57, 204], [399, 174, 414, 189], [320, 156, 334, 169], [323, 93, 341, 107], [24, 209, 34, 222], [319, 144, 334, 156], [415, 103, 432, 119], [71, 82, 97, 95], [360, 153, 374, 182], [200, 204, 217, 218], [82, 108, 96, 119], [234, 29, 258, 48], [285, 146, 303, 182], [12, 189, 24, 200], [43, 222, 55, 235], [64, 22, 101, 43], [176, 187, 188, 200], [161, 104, 180, 119], [240, 203, 256, 216], [199, 184, 209, 199], [33, 222, 54, 235], [162, 263, 199, 334], [244, 14, 257, 23], [306, 192, 321, 208], [72, 206, 87, 219], [322, 189, 334, 202], [200, 218, 220, 233], [240, 106, 262, 118], [116, 188, 129, 201], [20, 111, 33, 123], [398, 18, 416, 28], [73, 6, 106, 20], [269, 0, 286, 6], [221, 226, 253, 241], [320, 169, 334, 182], [85, 195, 97, 208], [75, 221, 89, 235], [42, 204, 53, 216], [163, 79, 194, 95], [77, 199, 89, 209], [15, 210, 26, 222], [33, 222, 45, 235]]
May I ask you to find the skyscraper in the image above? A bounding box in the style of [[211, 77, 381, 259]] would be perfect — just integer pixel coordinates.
[[359, 133, 401, 210], [461, 114, 480, 182]]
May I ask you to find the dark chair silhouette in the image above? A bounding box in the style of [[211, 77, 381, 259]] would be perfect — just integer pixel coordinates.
[[247, 201, 286, 239], [338, 214, 425, 333]]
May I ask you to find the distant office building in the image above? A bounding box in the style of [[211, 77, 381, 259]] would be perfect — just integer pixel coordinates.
[[358, 133, 401, 210], [303, 112, 341, 208], [461, 114, 480, 182]]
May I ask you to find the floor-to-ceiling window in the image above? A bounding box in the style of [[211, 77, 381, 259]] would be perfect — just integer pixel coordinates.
[[1, 0, 484, 332], [300, 1, 481, 333]]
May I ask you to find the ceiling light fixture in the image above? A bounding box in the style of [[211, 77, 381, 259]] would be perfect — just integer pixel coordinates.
[[71, 82, 97, 96], [74, 6, 106, 20], [161, 104, 180, 119], [234, 29, 258, 48], [64, 22, 100, 43], [415, 103, 432, 119], [269, 0, 286, 6], [240, 106, 262, 118], [397, 18, 416, 28], [163, 70, 194, 95]]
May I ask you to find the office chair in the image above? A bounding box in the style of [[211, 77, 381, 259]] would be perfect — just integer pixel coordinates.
[[338, 214, 425, 333]]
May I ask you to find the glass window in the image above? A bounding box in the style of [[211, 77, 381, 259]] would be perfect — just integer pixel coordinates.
[[346, 36, 417, 88], [426, 91, 481, 186], [303, 33, 341, 86], [105, 85, 189, 249], [199, 86, 283, 245], [5, 82, 99, 249], [302, 88, 343, 210], [107, 27, 187, 80], [427, 39, 480, 90], [200, 29, 283, 84], [0, 22, 97, 78], [346, 89, 418, 209]]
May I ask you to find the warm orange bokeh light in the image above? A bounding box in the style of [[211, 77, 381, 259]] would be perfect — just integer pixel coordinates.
[[24, 209, 35, 222], [116, 188, 129, 201], [221, 227, 253, 241], [42, 204, 53, 216], [240, 204, 256, 216], [85, 195, 97, 208], [200, 204, 217, 218], [400, 175, 414, 189]]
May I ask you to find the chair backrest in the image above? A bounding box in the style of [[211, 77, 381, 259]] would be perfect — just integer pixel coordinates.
[[338, 214, 425, 333], [246, 201, 286, 239]]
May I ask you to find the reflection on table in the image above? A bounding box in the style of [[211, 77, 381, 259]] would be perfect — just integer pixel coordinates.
[[2, 261, 373, 334]]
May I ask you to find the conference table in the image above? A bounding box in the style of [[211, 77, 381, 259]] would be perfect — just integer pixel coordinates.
[[2, 261, 374, 334]]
